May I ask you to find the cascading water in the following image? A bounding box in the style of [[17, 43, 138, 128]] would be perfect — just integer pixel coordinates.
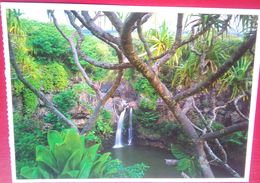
[[113, 108, 126, 148], [128, 108, 133, 145]]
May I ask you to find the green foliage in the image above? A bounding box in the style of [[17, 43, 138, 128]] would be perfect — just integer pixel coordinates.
[[86, 109, 114, 144], [53, 89, 78, 112], [44, 89, 78, 131], [72, 83, 95, 96], [133, 76, 158, 110], [220, 57, 252, 98], [85, 131, 102, 144], [211, 122, 224, 131], [171, 52, 200, 88], [42, 62, 69, 92], [224, 131, 247, 146], [146, 21, 173, 57], [21, 19, 71, 64], [20, 129, 148, 179], [134, 109, 180, 137], [79, 35, 116, 81], [23, 89, 38, 114], [108, 162, 150, 178], [134, 110, 160, 129], [171, 144, 200, 177], [13, 112, 47, 177]]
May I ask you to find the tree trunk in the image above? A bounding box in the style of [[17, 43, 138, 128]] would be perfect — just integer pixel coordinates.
[[120, 13, 215, 178]]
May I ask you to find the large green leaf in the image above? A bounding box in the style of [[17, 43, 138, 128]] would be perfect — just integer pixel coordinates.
[[90, 152, 111, 177], [38, 167, 52, 179], [20, 167, 40, 179], [62, 149, 84, 173], [36, 145, 58, 173], [47, 130, 63, 152], [78, 160, 94, 178], [58, 170, 80, 178], [83, 144, 100, 164], [54, 129, 84, 169]]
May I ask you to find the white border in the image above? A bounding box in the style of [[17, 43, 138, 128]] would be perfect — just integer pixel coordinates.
[[1, 2, 260, 183]]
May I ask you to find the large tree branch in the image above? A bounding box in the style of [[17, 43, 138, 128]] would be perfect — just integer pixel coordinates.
[[64, 11, 132, 70], [204, 142, 240, 177], [9, 38, 78, 131], [79, 50, 133, 69], [172, 32, 256, 102], [200, 122, 248, 141], [103, 12, 123, 33], [80, 66, 123, 135], [72, 10, 120, 46]]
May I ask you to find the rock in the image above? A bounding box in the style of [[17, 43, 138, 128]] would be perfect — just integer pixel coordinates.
[[230, 112, 241, 123], [165, 159, 178, 166], [74, 119, 87, 129]]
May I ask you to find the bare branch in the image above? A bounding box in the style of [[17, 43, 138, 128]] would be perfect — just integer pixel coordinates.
[[80, 67, 123, 134], [71, 10, 120, 46], [103, 11, 123, 33], [200, 122, 248, 141], [234, 94, 249, 120], [137, 18, 152, 60], [79, 50, 133, 70], [204, 142, 240, 177], [192, 97, 228, 163], [50, 11, 101, 98]]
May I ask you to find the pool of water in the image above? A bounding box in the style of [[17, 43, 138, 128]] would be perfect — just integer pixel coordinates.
[[106, 145, 182, 178]]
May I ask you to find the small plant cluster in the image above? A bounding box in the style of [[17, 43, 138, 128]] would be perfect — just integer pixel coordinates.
[[85, 109, 114, 145], [133, 76, 158, 110], [44, 89, 78, 131], [170, 144, 201, 177], [13, 112, 47, 177]]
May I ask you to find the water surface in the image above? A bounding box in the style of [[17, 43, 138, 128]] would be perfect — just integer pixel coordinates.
[[107, 145, 181, 178]]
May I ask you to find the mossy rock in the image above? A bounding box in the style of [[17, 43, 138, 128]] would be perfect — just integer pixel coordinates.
[[137, 126, 161, 140]]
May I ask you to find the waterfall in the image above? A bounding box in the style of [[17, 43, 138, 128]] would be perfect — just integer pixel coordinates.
[[113, 108, 126, 148], [128, 108, 133, 145]]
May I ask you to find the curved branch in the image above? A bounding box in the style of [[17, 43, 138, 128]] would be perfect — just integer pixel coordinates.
[[50, 11, 101, 98], [137, 18, 152, 60], [80, 67, 123, 135], [72, 10, 120, 46], [79, 50, 133, 69], [204, 142, 240, 177], [200, 122, 248, 141], [103, 11, 123, 33]]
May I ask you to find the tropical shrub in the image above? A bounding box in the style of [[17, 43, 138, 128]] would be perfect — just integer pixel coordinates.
[[20, 129, 148, 179], [21, 19, 71, 64], [42, 62, 69, 92]]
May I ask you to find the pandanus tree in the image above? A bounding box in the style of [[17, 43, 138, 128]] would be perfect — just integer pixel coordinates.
[[9, 10, 257, 178]]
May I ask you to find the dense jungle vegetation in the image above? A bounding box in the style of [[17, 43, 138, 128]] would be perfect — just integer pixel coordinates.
[[7, 9, 257, 179]]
